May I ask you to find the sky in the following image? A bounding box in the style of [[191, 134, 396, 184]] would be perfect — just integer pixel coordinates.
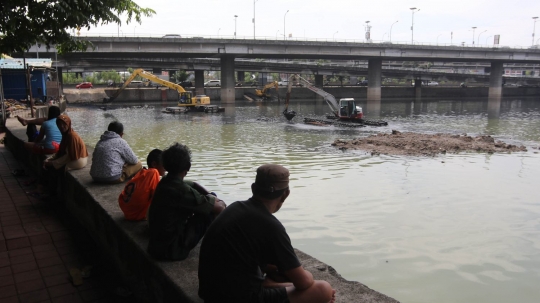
[[83, 0, 540, 48]]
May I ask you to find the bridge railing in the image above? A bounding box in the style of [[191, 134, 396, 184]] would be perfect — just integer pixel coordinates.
[[73, 33, 538, 50]]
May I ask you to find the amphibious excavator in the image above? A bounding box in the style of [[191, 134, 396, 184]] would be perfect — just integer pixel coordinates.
[[103, 69, 223, 113], [282, 74, 387, 127]]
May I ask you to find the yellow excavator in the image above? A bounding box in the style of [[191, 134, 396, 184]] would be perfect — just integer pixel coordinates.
[[103, 69, 210, 107], [254, 81, 280, 100]]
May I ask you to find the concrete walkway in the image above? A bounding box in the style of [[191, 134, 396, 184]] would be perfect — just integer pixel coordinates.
[[0, 132, 131, 303]]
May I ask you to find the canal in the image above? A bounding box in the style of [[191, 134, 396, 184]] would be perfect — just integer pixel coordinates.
[[67, 97, 540, 303]]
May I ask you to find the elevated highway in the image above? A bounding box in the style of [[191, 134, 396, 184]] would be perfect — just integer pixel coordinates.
[[26, 37, 540, 102]]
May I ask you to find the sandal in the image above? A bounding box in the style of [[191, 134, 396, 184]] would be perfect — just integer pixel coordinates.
[[69, 268, 84, 286]]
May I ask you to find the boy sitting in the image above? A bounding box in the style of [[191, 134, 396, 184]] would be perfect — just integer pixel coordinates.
[[147, 143, 226, 261], [118, 149, 166, 221]]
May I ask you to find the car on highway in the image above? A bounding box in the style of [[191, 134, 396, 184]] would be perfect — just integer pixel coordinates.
[[178, 81, 192, 87], [162, 34, 181, 38], [427, 81, 439, 86], [76, 82, 93, 89], [204, 80, 221, 87], [278, 80, 289, 86], [356, 79, 368, 86]]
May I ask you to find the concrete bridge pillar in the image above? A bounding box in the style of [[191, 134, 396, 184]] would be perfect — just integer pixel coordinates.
[[414, 78, 422, 99], [195, 70, 204, 96], [315, 75, 324, 87], [489, 61, 504, 99], [221, 56, 235, 103], [367, 59, 382, 101], [237, 71, 245, 83]]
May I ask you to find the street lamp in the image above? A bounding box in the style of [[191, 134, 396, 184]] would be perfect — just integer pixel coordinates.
[[134, 26, 137, 37], [382, 32, 387, 41], [533, 17, 539, 46], [333, 31, 339, 41], [436, 33, 443, 45], [389, 20, 398, 42], [486, 35, 493, 45], [253, 0, 260, 39], [471, 26, 477, 45], [410, 7, 420, 44], [276, 30, 280, 39], [283, 10, 289, 40], [478, 30, 487, 46], [218, 28, 221, 36], [234, 15, 238, 39]]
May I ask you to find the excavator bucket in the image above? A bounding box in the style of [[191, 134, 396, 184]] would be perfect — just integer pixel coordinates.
[[283, 109, 297, 121]]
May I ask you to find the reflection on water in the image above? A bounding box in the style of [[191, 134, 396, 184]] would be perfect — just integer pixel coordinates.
[[68, 97, 540, 303]]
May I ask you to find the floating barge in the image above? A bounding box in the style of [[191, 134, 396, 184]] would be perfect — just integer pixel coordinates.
[[163, 105, 224, 114]]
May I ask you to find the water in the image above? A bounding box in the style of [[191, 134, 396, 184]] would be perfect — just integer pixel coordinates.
[[67, 97, 540, 303]]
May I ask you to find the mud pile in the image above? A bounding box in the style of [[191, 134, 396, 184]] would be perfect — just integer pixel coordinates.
[[332, 130, 527, 156]]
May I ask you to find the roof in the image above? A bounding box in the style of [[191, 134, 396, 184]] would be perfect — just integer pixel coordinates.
[[0, 58, 52, 70]]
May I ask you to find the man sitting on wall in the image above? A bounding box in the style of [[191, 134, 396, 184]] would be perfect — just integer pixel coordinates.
[[147, 142, 226, 261], [90, 121, 142, 183], [198, 164, 335, 303]]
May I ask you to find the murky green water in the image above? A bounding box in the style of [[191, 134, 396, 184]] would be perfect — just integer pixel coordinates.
[[67, 97, 540, 303]]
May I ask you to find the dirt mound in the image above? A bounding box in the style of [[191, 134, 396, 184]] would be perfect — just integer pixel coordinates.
[[332, 130, 527, 156]]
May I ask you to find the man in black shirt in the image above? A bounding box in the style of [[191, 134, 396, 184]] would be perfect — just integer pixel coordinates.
[[198, 164, 335, 303]]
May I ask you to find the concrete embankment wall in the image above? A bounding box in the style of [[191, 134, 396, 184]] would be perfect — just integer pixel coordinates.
[[89, 87, 540, 103], [4, 119, 399, 303]]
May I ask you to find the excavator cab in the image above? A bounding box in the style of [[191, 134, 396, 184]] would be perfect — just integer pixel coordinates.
[[179, 92, 192, 105], [338, 98, 363, 120]]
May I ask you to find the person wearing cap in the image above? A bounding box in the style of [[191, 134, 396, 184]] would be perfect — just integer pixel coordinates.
[[198, 164, 335, 303], [147, 143, 226, 261]]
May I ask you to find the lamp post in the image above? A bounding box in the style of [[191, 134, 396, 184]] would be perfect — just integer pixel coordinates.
[[218, 28, 221, 36], [382, 32, 387, 41], [276, 30, 280, 39], [533, 17, 539, 46], [486, 35, 493, 45], [365, 20, 371, 42], [333, 31, 339, 41], [283, 10, 289, 40], [389, 20, 398, 42], [410, 7, 420, 44], [134, 26, 137, 37], [253, 0, 260, 39], [234, 15, 238, 39], [471, 26, 477, 45], [436, 33, 443, 45], [477, 30, 487, 46]]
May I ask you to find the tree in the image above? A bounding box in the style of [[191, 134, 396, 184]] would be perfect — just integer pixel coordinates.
[[0, 0, 155, 55]]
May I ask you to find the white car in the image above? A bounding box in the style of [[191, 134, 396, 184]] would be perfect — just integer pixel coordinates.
[[427, 81, 439, 86], [278, 80, 289, 86], [204, 80, 221, 87]]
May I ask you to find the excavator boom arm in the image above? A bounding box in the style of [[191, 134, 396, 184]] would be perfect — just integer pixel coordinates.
[[289, 74, 339, 116], [108, 69, 187, 102]]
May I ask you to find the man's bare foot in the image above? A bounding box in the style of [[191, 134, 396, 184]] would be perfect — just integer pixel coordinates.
[[16, 115, 27, 126], [329, 289, 336, 303]]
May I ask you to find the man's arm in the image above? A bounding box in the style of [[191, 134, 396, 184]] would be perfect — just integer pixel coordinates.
[[120, 140, 139, 164], [284, 266, 314, 291], [212, 198, 226, 216], [34, 127, 45, 143]]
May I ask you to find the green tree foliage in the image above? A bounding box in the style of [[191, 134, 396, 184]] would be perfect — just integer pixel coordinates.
[[171, 70, 189, 83], [0, 0, 155, 55]]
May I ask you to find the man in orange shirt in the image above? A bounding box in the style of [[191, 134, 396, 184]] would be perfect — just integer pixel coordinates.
[[118, 149, 166, 220]]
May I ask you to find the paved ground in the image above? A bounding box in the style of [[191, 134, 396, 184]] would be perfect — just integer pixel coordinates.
[[0, 131, 133, 303]]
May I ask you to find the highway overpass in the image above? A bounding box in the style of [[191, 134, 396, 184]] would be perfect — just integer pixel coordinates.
[[25, 37, 540, 102]]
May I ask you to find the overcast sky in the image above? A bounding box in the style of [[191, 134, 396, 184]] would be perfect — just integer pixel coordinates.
[[83, 0, 540, 47]]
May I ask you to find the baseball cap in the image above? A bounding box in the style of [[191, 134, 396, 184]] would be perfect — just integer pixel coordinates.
[[254, 164, 290, 192]]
